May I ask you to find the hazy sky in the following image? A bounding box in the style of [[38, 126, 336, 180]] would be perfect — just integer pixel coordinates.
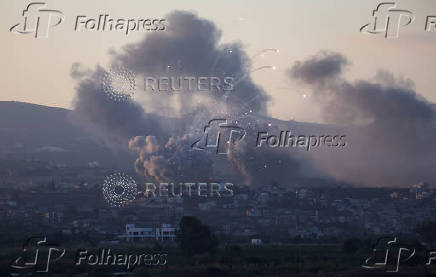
[[1, 0, 435, 122]]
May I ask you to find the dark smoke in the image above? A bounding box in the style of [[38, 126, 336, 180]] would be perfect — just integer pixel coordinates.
[[289, 51, 436, 186], [290, 51, 349, 85], [71, 10, 293, 185], [227, 120, 301, 187], [129, 135, 213, 182], [71, 66, 167, 148], [111, 10, 270, 115]]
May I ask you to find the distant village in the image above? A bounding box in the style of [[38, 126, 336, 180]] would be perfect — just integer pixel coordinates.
[[0, 158, 435, 246]]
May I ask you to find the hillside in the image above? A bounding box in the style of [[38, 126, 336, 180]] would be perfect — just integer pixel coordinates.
[[0, 101, 132, 167]]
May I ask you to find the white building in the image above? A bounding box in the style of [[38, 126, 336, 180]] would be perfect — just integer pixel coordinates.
[[251, 238, 262, 245], [123, 224, 178, 241]]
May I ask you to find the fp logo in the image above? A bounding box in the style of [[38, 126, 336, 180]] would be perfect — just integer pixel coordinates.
[[10, 2, 64, 38], [360, 2, 414, 38], [361, 237, 415, 273], [192, 119, 246, 154], [10, 237, 65, 273]]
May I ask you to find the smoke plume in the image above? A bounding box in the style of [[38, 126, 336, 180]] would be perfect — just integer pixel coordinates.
[[71, 10, 298, 186], [289, 51, 436, 186]]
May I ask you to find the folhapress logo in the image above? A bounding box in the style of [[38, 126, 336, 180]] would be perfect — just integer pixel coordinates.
[[10, 236, 167, 273], [361, 237, 415, 272], [360, 2, 414, 38], [10, 237, 65, 273], [192, 119, 246, 155], [10, 2, 166, 39], [10, 2, 64, 38]]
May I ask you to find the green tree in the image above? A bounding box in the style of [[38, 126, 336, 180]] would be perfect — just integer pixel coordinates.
[[176, 216, 218, 256]]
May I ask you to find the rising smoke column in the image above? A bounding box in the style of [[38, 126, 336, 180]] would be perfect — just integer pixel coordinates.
[[128, 135, 213, 182], [111, 10, 270, 116], [289, 51, 436, 186], [71, 10, 270, 148], [227, 124, 301, 188], [71, 65, 167, 148], [71, 10, 304, 186]]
